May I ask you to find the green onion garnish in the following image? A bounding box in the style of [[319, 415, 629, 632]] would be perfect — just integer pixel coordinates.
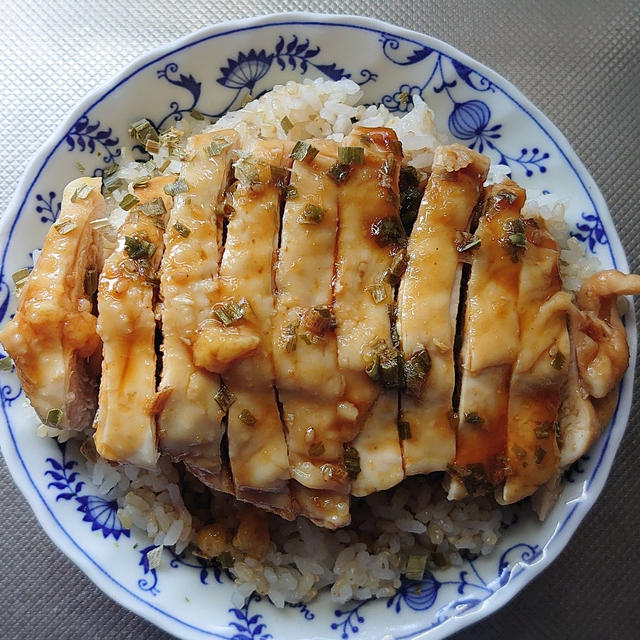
[[508, 232, 526, 248], [163, 178, 188, 196], [283, 185, 298, 200], [71, 183, 94, 203], [137, 197, 166, 218], [290, 141, 319, 163], [119, 193, 140, 211], [54, 218, 77, 235], [214, 386, 236, 412], [298, 203, 325, 225], [238, 409, 256, 426], [282, 321, 299, 353], [327, 163, 352, 185], [496, 190, 517, 204], [11, 268, 30, 290], [0, 356, 13, 371], [405, 554, 427, 581], [190, 109, 205, 120], [90, 217, 111, 230], [213, 299, 250, 326], [382, 250, 408, 285], [173, 221, 191, 237], [456, 234, 481, 253], [206, 137, 231, 157], [338, 146, 364, 165], [128, 118, 159, 147], [365, 283, 387, 304], [370, 217, 406, 248], [343, 445, 361, 479], [404, 349, 431, 399], [270, 165, 288, 187], [280, 116, 293, 134], [45, 408, 62, 427], [145, 139, 160, 154], [464, 412, 484, 425], [124, 235, 155, 260]]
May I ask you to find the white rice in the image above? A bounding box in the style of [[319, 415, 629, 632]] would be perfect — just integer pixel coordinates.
[[46, 78, 600, 607]]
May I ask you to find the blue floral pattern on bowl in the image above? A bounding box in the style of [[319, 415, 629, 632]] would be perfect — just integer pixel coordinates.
[[0, 14, 633, 640]]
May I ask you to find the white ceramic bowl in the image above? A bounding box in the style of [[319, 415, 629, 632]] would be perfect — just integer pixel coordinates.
[[0, 13, 635, 640]]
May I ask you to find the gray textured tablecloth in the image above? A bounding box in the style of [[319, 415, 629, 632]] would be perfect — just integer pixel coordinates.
[[1, 1, 638, 638]]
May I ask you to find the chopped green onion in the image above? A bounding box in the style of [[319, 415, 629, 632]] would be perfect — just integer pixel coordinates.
[[54, 218, 77, 235], [217, 551, 234, 568], [464, 412, 484, 425], [0, 356, 13, 371], [234, 158, 260, 185], [213, 298, 250, 326], [145, 139, 160, 154], [283, 185, 298, 200], [132, 176, 150, 188], [308, 441, 325, 457], [456, 233, 481, 253], [404, 349, 431, 398], [84, 267, 98, 296], [205, 137, 231, 157], [90, 217, 111, 230], [290, 141, 319, 163], [190, 109, 205, 120], [433, 552, 448, 568], [124, 235, 155, 260], [173, 221, 191, 237], [270, 165, 288, 187], [119, 193, 140, 211], [298, 203, 325, 225], [508, 232, 526, 248], [382, 250, 408, 285], [301, 305, 333, 336], [280, 116, 293, 134], [45, 408, 62, 427], [503, 218, 525, 233], [12, 268, 30, 289], [103, 173, 123, 195], [75, 162, 86, 175], [405, 554, 426, 581], [71, 183, 94, 202], [365, 283, 387, 304], [534, 447, 546, 464], [163, 178, 188, 196], [370, 217, 406, 248], [214, 386, 236, 412], [238, 409, 256, 425], [327, 163, 352, 185], [397, 91, 409, 104], [365, 340, 404, 389], [399, 166, 422, 233], [137, 197, 166, 218], [551, 351, 566, 370], [282, 321, 299, 352], [128, 118, 159, 147], [338, 146, 364, 165], [398, 420, 411, 440], [343, 445, 361, 479]]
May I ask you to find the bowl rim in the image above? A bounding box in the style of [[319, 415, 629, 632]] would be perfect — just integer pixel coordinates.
[[0, 11, 635, 640]]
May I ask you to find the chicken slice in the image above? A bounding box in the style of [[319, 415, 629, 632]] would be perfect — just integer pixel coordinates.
[[157, 130, 238, 473], [0, 177, 103, 430], [273, 140, 344, 484], [559, 270, 640, 466], [197, 139, 293, 514], [397, 144, 489, 476], [449, 181, 525, 499], [501, 218, 571, 503], [93, 177, 173, 469], [338, 126, 405, 497]]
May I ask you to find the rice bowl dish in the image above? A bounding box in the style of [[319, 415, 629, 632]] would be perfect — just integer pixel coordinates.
[[0, 15, 636, 640]]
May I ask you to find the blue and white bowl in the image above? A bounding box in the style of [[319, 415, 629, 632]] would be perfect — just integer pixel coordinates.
[[0, 13, 635, 640]]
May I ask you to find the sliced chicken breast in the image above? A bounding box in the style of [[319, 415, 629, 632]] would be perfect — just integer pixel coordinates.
[[501, 217, 571, 503], [449, 181, 525, 499], [0, 177, 103, 430], [93, 177, 173, 469], [397, 144, 489, 476], [158, 130, 238, 473]]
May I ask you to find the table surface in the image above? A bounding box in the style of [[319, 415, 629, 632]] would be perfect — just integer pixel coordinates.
[[1, 1, 638, 638]]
